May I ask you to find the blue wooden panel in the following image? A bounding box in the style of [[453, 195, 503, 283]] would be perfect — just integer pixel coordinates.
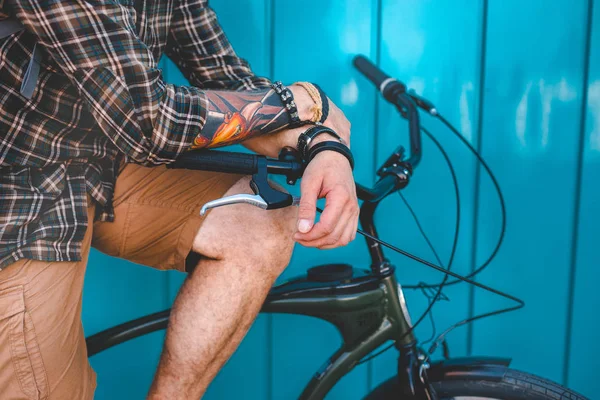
[[371, 0, 485, 387], [471, 0, 589, 384], [567, 2, 599, 397], [90, 331, 165, 400], [83, 251, 169, 400], [270, 1, 378, 398]]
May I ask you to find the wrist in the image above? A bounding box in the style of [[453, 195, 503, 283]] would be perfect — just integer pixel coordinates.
[[289, 84, 314, 122]]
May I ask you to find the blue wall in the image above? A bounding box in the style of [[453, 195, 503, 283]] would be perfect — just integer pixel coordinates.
[[82, 0, 600, 398]]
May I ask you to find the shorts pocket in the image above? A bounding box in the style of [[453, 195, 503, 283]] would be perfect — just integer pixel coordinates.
[[0, 286, 48, 400]]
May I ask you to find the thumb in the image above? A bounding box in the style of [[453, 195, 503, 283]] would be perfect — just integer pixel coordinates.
[[297, 175, 321, 233]]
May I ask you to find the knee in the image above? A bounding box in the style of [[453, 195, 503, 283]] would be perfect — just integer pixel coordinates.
[[192, 205, 296, 280], [234, 208, 296, 280], [192, 176, 297, 280]]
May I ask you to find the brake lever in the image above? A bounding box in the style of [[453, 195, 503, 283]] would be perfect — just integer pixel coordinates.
[[200, 156, 300, 215], [200, 194, 300, 216]]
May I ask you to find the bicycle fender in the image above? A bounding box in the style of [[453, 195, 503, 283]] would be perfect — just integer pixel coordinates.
[[364, 357, 511, 400], [426, 356, 512, 382]]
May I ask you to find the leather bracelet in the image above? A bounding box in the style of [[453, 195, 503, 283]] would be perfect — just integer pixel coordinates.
[[294, 82, 322, 123], [297, 125, 344, 160], [307, 141, 354, 170], [312, 83, 329, 123]]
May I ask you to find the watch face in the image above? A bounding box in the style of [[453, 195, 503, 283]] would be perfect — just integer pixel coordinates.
[[297, 135, 308, 157]]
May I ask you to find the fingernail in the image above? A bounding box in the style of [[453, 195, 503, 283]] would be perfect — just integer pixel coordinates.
[[298, 219, 312, 233]]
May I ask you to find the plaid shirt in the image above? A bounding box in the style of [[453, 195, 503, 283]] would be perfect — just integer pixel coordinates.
[[0, 0, 270, 269]]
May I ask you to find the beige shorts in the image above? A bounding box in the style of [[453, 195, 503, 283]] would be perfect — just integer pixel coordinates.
[[0, 164, 242, 399]]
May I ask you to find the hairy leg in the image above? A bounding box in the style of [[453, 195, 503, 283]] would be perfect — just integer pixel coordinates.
[[148, 177, 296, 399]]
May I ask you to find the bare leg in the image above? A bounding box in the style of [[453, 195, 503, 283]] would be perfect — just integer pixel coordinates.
[[148, 177, 296, 399]]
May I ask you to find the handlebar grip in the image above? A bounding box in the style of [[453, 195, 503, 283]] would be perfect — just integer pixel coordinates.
[[168, 150, 259, 175], [353, 55, 391, 90], [353, 55, 406, 101]]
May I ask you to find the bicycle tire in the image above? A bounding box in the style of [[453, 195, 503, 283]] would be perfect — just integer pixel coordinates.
[[365, 368, 588, 400]]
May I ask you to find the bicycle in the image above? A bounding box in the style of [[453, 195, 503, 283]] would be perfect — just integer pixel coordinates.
[[85, 56, 588, 400]]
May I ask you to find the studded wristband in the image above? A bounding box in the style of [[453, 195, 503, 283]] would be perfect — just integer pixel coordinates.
[[271, 81, 304, 128]]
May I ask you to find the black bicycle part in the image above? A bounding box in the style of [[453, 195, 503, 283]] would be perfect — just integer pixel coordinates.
[[354, 55, 422, 168], [85, 267, 392, 356], [251, 156, 294, 210], [385, 79, 506, 288], [396, 343, 438, 399], [367, 361, 588, 400], [86, 309, 170, 357], [435, 113, 507, 285], [384, 127, 461, 355], [353, 55, 406, 102], [307, 264, 353, 282]]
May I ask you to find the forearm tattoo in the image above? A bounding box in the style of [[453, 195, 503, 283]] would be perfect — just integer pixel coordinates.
[[190, 88, 292, 149]]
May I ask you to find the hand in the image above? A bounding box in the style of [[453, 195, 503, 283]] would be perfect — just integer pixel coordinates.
[[293, 150, 359, 249]]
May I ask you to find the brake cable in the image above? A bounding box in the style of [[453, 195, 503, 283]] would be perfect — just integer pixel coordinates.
[[416, 113, 507, 288], [393, 127, 460, 340], [351, 116, 516, 365]]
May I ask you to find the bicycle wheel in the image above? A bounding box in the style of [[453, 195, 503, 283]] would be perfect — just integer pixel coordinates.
[[365, 368, 587, 400]]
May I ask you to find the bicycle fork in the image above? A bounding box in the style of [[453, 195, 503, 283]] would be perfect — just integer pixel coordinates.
[[382, 274, 439, 399]]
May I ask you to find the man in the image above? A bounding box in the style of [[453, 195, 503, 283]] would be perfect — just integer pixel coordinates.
[[0, 0, 357, 399]]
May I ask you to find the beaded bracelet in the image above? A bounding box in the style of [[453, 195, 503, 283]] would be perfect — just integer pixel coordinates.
[[270, 81, 303, 127]]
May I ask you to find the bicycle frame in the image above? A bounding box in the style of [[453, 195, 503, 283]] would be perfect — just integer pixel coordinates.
[[260, 177, 420, 400], [262, 265, 410, 399]]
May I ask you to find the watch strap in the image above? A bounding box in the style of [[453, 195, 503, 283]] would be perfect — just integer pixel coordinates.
[[307, 140, 354, 170], [297, 125, 343, 160]]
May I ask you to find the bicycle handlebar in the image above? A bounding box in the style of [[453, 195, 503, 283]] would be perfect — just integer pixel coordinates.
[[173, 150, 404, 205], [353, 55, 406, 101], [353, 55, 422, 167], [171, 150, 304, 177], [171, 150, 259, 174]]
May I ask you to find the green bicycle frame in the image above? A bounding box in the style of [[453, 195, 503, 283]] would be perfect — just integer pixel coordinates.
[[262, 268, 414, 400]]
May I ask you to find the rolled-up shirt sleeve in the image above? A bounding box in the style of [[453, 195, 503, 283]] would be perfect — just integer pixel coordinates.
[[166, 0, 271, 91], [8, 0, 207, 165]]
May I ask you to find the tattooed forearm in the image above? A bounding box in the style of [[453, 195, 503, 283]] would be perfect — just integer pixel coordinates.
[[190, 88, 292, 149]]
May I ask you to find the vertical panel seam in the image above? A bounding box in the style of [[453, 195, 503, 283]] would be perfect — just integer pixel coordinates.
[[467, 0, 489, 357], [372, 0, 383, 175], [367, 0, 383, 391], [563, 0, 594, 386]]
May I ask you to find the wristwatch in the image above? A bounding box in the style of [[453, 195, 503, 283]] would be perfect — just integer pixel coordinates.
[[297, 125, 345, 160]]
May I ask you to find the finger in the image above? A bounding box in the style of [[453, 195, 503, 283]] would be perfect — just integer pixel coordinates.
[[298, 199, 356, 248], [296, 172, 322, 234], [294, 187, 347, 242], [296, 212, 348, 248], [350, 206, 359, 242], [318, 217, 357, 250]]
